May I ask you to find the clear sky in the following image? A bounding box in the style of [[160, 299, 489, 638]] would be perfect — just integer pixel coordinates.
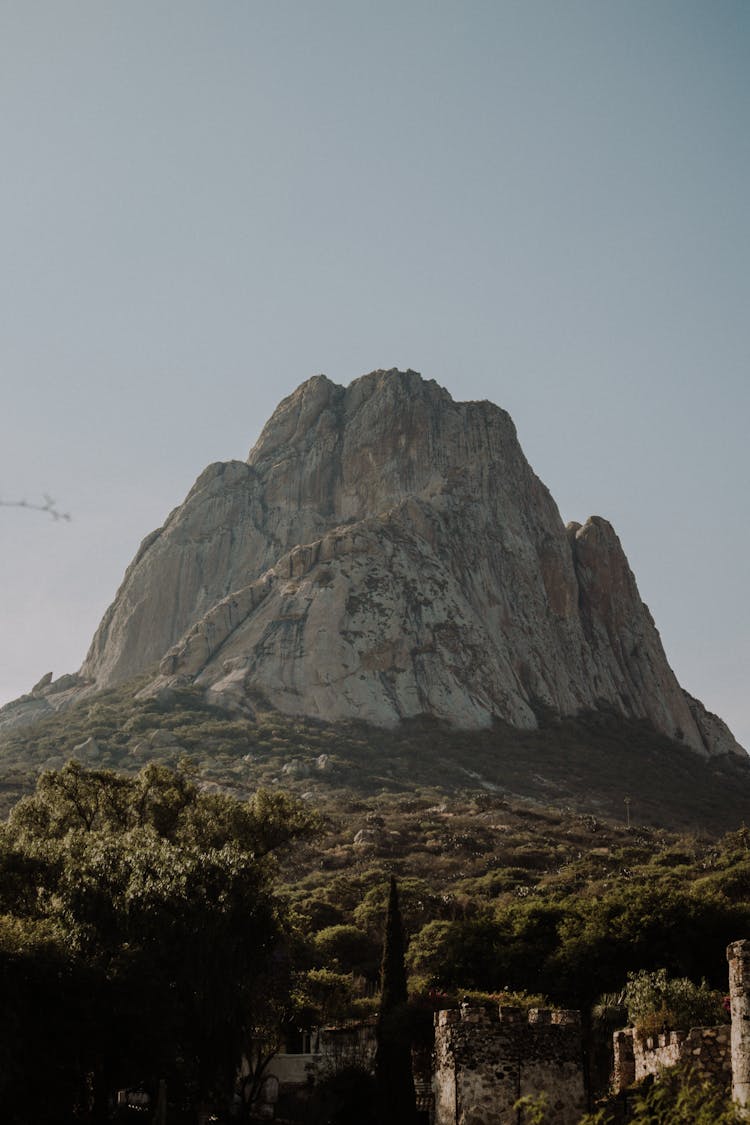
[[1, 1, 747, 748]]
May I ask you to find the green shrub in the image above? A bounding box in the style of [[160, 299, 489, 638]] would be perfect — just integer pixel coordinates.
[[624, 968, 727, 1035], [629, 1066, 742, 1123], [313, 924, 379, 976], [301, 968, 353, 1024]]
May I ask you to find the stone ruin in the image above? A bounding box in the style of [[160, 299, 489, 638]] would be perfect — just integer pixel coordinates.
[[611, 939, 750, 1115], [431, 939, 750, 1125], [612, 1024, 732, 1091], [258, 1003, 585, 1123], [729, 938, 750, 1112], [254, 940, 750, 1123], [432, 1003, 586, 1125]]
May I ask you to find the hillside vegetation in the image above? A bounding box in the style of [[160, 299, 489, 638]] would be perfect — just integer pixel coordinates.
[[1, 682, 748, 831], [1, 684, 749, 1010], [1, 686, 749, 1121]]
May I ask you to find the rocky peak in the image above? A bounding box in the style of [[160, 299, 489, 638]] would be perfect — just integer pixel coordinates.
[[246, 368, 521, 523], [2, 369, 744, 759]]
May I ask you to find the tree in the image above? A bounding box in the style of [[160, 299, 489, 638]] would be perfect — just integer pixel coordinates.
[[0, 914, 97, 1122], [0, 761, 319, 1122], [375, 877, 417, 1125], [352, 877, 444, 939], [313, 923, 380, 977]]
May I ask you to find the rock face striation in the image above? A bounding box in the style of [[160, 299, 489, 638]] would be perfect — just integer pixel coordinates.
[[2, 370, 743, 757]]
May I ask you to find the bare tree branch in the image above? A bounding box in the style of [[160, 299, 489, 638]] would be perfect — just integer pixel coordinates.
[[0, 494, 71, 521]]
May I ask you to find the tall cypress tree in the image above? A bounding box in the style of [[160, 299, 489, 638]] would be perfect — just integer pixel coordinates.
[[375, 877, 417, 1125]]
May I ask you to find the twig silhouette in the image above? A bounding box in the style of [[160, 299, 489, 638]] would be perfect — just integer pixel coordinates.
[[0, 494, 71, 521]]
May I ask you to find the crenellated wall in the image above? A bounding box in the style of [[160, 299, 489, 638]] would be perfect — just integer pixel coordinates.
[[612, 939, 750, 1111], [258, 941, 750, 1123], [612, 1025, 732, 1092], [433, 1003, 586, 1125]]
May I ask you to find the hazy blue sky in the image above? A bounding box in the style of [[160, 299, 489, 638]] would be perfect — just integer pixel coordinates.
[[1, 2, 748, 748]]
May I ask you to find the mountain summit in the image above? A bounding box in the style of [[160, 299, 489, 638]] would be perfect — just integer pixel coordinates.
[[5, 370, 743, 757]]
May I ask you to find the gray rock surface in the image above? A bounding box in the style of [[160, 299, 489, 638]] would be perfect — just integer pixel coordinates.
[[1, 369, 744, 757], [71, 736, 100, 761]]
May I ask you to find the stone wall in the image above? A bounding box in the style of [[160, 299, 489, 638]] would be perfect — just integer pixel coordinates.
[[433, 1003, 586, 1125], [682, 1026, 732, 1086], [612, 1025, 731, 1092], [728, 938, 750, 1112]]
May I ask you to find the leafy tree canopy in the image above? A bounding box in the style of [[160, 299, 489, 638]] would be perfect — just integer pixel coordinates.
[[0, 761, 320, 1123]]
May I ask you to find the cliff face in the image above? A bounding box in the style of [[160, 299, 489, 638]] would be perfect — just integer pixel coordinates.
[[6, 370, 743, 757]]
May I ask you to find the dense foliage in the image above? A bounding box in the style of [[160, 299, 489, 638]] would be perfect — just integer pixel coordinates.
[[623, 967, 727, 1037], [0, 762, 319, 1123], [522, 1068, 745, 1125], [626, 1066, 744, 1124], [375, 877, 417, 1125], [1, 683, 749, 1119], [287, 820, 750, 1015]]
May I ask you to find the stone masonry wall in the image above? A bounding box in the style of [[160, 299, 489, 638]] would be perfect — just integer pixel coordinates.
[[728, 938, 750, 1112], [611, 940, 750, 1109], [433, 1004, 586, 1125], [683, 1026, 732, 1086], [612, 1025, 731, 1092]]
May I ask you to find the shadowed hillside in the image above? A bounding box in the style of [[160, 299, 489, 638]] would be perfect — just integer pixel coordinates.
[[1, 683, 748, 835]]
